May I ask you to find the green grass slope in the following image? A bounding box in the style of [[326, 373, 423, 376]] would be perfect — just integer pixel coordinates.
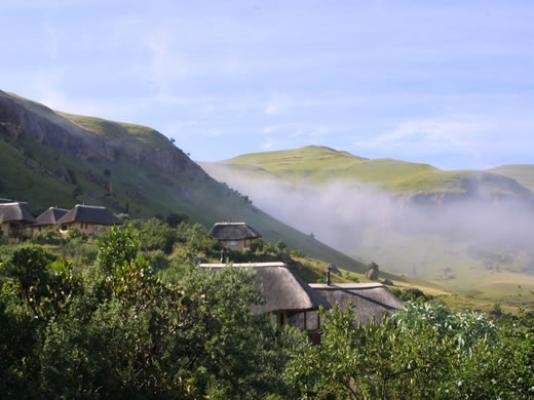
[[0, 92, 368, 273], [216, 145, 532, 197], [202, 146, 534, 309], [491, 165, 534, 192]]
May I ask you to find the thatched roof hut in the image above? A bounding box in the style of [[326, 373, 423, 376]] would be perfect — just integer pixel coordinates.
[[34, 207, 69, 227], [0, 202, 35, 223], [57, 204, 122, 226], [309, 283, 403, 324], [200, 262, 328, 314], [210, 222, 261, 241], [0, 202, 35, 239]]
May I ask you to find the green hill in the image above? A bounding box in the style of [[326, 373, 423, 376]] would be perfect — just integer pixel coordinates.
[[0, 91, 368, 273], [491, 165, 534, 192], [201, 146, 534, 309], [209, 145, 532, 198]]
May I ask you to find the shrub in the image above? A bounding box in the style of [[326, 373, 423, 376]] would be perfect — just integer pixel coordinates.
[[32, 228, 63, 245], [136, 218, 176, 254]]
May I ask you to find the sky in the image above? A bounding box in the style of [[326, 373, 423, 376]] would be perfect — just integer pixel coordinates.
[[1, 0, 534, 168]]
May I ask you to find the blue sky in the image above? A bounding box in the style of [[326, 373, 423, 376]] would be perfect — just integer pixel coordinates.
[[1, 0, 533, 168]]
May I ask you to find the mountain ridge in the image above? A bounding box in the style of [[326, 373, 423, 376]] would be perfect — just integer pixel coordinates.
[[0, 91, 369, 273], [206, 145, 533, 202]]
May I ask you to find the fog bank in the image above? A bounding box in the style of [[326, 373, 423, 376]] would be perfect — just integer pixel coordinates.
[[206, 164, 534, 279]]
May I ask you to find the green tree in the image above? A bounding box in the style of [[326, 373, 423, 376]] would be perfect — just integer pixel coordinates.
[[136, 218, 177, 254], [285, 302, 532, 400], [0, 227, 297, 399]]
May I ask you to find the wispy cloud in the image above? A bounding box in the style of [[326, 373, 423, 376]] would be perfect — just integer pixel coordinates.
[[2, 1, 534, 165], [355, 116, 488, 154], [264, 104, 279, 115]]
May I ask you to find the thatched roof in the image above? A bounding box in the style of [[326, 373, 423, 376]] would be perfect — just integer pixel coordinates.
[[210, 222, 261, 241], [200, 262, 328, 313], [34, 207, 69, 226], [0, 202, 35, 223], [57, 204, 122, 226], [309, 283, 403, 324]]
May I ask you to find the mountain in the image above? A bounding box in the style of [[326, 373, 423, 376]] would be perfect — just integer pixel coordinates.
[[0, 91, 368, 273], [201, 146, 534, 308], [203, 145, 533, 202]]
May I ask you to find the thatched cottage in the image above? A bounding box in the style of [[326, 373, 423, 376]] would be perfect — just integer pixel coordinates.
[[33, 207, 69, 235], [210, 222, 261, 251], [200, 262, 328, 334], [0, 202, 35, 239], [57, 204, 122, 236], [309, 282, 403, 324]]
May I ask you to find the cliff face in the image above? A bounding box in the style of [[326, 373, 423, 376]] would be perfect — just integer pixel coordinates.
[[0, 91, 207, 179], [0, 91, 111, 160]]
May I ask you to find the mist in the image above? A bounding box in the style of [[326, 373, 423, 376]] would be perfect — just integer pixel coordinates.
[[205, 164, 534, 280]]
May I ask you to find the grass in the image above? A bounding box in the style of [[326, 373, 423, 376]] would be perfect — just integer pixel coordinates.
[[60, 113, 172, 149], [0, 93, 371, 274], [491, 164, 534, 191], [205, 146, 534, 309], [219, 145, 531, 196]]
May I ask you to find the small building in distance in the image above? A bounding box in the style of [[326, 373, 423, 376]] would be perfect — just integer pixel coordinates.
[[309, 282, 403, 325], [57, 204, 122, 236], [200, 262, 328, 336], [0, 202, 35, 239], [210, 222, 261, 251], [33, 207, 69, 235]]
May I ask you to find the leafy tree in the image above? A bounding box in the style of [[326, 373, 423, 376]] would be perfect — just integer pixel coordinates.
[[166, 212, 189, 228], [285, 302, 533, 400], [0, 227, 298, 399], [133, 218, 177, 254], [0, 246, 80, 322]]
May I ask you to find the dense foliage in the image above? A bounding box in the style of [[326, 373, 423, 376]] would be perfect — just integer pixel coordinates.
[[0, 226, 299, 399], [286, 304, 534, 399], [0, 220, 532, 399]]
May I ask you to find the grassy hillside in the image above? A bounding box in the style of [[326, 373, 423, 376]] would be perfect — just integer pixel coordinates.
[[202, 146, 534, 309], [215, 145, 532, 197], [492, 165, 534, 191], [0, 91, 369, 273]]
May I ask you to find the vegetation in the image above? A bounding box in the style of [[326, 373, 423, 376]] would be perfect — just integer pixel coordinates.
[[286, 303, 534, 399], [203, 145, 534, 309], [210, 145, 531, 195], [0, 91, 368, 273], [492, 164, 534, 191], [0, 222, 532, 399]]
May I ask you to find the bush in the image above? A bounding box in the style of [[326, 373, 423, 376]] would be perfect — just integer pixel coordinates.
[[0, 230, 299, 399], [166, 212, 188, 228], [285, 302, 532, 399], [32, 228, 63, 245], [135, 218, 176, 254], [142, 249, 169, 271]]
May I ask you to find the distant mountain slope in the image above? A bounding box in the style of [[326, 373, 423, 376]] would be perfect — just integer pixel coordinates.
[[201, 146, 534, 308], [491, 165, 534, 192], [0, 91, 368, 272], [205, 145, 533, 201]]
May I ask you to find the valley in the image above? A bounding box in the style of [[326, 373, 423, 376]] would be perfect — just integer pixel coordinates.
[[202, 146, 534, 308]]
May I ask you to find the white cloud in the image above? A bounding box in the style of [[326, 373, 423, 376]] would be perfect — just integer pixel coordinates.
[[260, 138, 276, 149], [355, 115, 488, 154], [264, 103, 279, 115]]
